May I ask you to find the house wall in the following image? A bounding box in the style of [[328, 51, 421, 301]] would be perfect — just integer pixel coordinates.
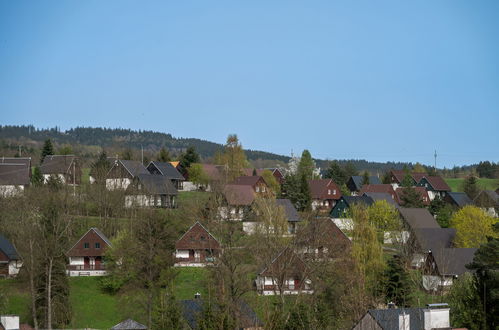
[[331, 218, 354, 231], [69, 257, 85, 266], [255, 275, 313, 295], [68, 230, 109, 258], [0, 185, 24, 197], [8, 260, 22, 276], [352, 313, 382, 330], [43, 174, 66, 184], [106, 178, 131, 190], [218, 206, 245, 221], [0, 315, 20, 330], [423, 308, 450, 329]]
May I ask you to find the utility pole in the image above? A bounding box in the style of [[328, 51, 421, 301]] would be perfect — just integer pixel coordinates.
[[18, 145, 21, 157], [434, 150, 437, 170], [73, 160, 76, 197], [141, 145, 144, 165]]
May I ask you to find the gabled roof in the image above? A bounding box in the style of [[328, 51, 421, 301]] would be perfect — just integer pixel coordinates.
[[175, 222, 221, 250], [40, 155, 76, 174], [366, 308, 425, 330], [134, 174, 178, 195], [430, 248, 477, 276], [0, 234, 20, 260], [474, 190, 499, 207], [362, 192, 398, 208], [0, 163, 30, 185], [445, 192, 473, 208], [359, 184, 397, 202], [276, 199, 300, 222], [110, 318, 147, 329], [422, 176, 451, 191], [296, 218, 351, 250], [259, 248, 309, 277], [223, 184, 255, 206], [308, 179, 341, 200], [115, 160, 149, 177], [413, 228, 456, 252], [398, 208, 439, 230], [181, 299, 263, 329], [395, 187, 430, 205], [0, 157, 31, 166], [232, 175, 267, 187], [66, 228, 112, 256], [147, 161, 185, 180], [343, 195, 374, 207], [348, 176, 382, 191]]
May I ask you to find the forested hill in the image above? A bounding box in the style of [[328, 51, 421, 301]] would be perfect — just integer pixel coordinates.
[[0, 125, 412, 171]]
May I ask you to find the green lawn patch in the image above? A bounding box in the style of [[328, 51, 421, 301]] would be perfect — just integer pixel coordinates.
[[445, 178, 499, 192], [178, 191, 212, 204], [173, 267, 209, 300], [69, 277, 121, 329], [0, 279, 30, 323]]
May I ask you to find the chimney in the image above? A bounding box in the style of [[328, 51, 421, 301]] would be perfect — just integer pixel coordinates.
[[194, 292, 201, 299], [424, 303, 450, 330], [388, 302, 396, 309]]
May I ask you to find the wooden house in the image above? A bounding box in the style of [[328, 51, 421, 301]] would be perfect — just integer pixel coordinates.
[[389, 170, 426, 189], [106, 159, 149, 190], [395, 187, 431, 206], [416, 176, 451, 200], [66, 228, 111, 276], [40, 155, 81, 185], [359, 184, 398, 204], [232, 175, 269, 194], [146, 161, 185, 190], [0, 234, 22, 278], [443, 192, 473, 208], [88, 156, 116, 184], [255, 248, 313, 296], [182, 163, 225, 191], [346, 175, 381, 194], [125, 174, 178, 208], [174, 222, 221, 267], [308, 179, 341, 212], [330, 195, 374, 218], [219, 184, 256, 221], [0, 157, 31, 197], [243, 168, 285, 184], [276, 199, 301, 234], [242, 198, 301, 235], [473, 190, 498, 217]]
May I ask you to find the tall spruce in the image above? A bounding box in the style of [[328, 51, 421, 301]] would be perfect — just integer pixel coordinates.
[[157, 147, 171, 162], [297, 150, 315, 180], [179, 146, 200, 176], [324, 161, 347, 186], [40, 139, 54, 163], [362, 171, 370, 185], [462, 175, 480, 200]]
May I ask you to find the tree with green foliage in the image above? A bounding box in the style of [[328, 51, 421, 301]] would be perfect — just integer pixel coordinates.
[[362, 171, 370, 185], [401, 172, 414, 188], [344, 162, 359, 178], [188, 163, 211, 189], [261, 169, 280, 196], [381, 171, 391, 184], [384, 256, 410, 307], [157, 147, 171, 162], [324, 160, 347, 186], [214, 134, 248, 182], [398, 187, 424, 208], [297, 150, 315, 180], [298, 172, 312, 211], [450, 206, 497, 248], [31, 166, 44, 186], [152, 289, 183, 329], [448, 272, 486, 330], [429, 196, 453, 228], [40, 138, 54, 163], [90, 151, 112, 184], [179, 146, 200, 176], [462, 175, 481, 200], [121, 148, 134, 160], [58, 145, 73, 155], [367, 200, 401, 242]]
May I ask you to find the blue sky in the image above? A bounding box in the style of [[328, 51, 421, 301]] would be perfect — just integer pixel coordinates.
[[1, 1, 498, 167]]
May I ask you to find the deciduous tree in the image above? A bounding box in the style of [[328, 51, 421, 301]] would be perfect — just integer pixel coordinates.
[[450, 206, 497, 248]]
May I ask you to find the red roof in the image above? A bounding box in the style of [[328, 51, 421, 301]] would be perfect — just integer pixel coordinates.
[[390, 170, 427, 184], [308, 179, 341, 200], [424, 176, 451, 191], [223, 184, 255, 205], [232, 175, 267, 188], [259, 248, 309, 278], [175, 222, 221, 250]]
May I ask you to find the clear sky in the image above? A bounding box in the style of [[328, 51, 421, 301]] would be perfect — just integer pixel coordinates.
[[1, 1, 498, 167]]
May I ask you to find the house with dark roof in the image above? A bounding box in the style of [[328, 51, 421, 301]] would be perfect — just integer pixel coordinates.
[[88, 156, 116, 184], [66, 228, 111, 276], [105, 159, 149, 190], [242, 198, 301, 235], [346, 175, 381, 194], [182, 163, 226, 191], [0, 157, 31, 197], [395, 187, 430, 206], [422, 248, 477, 291], [410, 227, 456, 268], [110, 319, 147, 329], [444, 192, 473, 208], [181, 298, 263, 329], [243, 167, 285, 184], [232, 175, 269, 194], [40, 155, 81, 185], [416, 176, 451, 200], [174, 222, 221, 267], [124, 174, 178, 208], [362, 192, 398, 208], [255, 248, 313, 295], [146, 161, 185, 190], [277, 199, 301, 234], [308, 179, 341, 212], [330, 195, 374, 218], [359, 184, 398, 204], [473, 190, 498, 217], [219, 184, 256, 221], [353, 304, 452, 330], [0, 234, 22, 278]]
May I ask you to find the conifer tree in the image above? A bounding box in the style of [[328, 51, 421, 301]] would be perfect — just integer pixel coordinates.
[[297, 150, 315, 180], [157, 147, 171, 162], [462, 175, 480, 200], [384, 256, 410, 307], [179, 146, 200, 176], [362, 171, 370, 185], [324, 161, 347, 186], [40, 139, 54, 163], [31, 166, 44, 186]]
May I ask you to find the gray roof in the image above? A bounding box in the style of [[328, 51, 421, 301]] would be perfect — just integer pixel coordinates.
[[0, 234, 20, 260], [398, 208, 439, 230], [343, 195, 374, 207], [0, 163, 30, 185], [367, 308, 425, 330], [349, 175, 382, 191], [135, 174, 178, 195], [363, 192, 398, 208], [276, 199, 301, 222], [446, 192, 473, 207], [432, 248, 477, 276], [110, 319, 147, 329], [475, 190, 499, 206], [413, 228, 456, 252], [40, 155, 76, 174], [118, 160, 149, 177], [147, 161, 185, 180], [181, 299, 263, 329]]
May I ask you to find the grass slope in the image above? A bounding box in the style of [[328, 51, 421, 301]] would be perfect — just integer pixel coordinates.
[[174, 267, 209, 300], [445, 178, 499, 192]]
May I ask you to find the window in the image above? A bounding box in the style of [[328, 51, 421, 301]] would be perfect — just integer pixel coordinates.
[[84, 242, 89, 249], [95, 242, 101, 249], [256, 186, 260, 192], [200, 236, 206, 241], [333, 190, 336, 195], [262, 186, 266, 192]]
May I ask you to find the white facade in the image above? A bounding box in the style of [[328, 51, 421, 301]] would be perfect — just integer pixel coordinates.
[[67, 257, 107, 277], [422, 275, 454, 291], [106, 178, 131, 190], [383, 231, 410, 244], [43, 174, 66, 184], [0, 315, 19, 330], [181, 181, 211, 192], [218, 206, 244, 221], [0, 185, 24, 197], [8, 260, 22, 277], [423, 308, 450, 329], [331, 218, 354, 231], [255, 275, 313, 295]]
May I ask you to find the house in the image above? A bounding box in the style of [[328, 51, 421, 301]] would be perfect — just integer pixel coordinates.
[[473, 190, 498, 217], [219, 184, 256, 221], [358, 184, 398, 204], [88, 156, 116, 184], [362, 192, 398, 208], [106, 159, 149, 190], [389, 170, 427, 189], [330, 195, 374, 218], [110, 319, 147, 329], [353, 304, 452, 330], [182, 163, 226, 191], [416, 176, 451, 200], [40, 155, 81, 185], [255, 248, 313, 295], [346, 175, 381, 194], [398, 207, 439, 230], [395, 187, 430, 206], [242, 199, 301, 235], [422, 248, 477, 291], [174, 222, 221, 267], [0, 158, 31, 197], [146, 161, 185, 190], [243, 168, 285, 184], [125, 174, 178, 208], [410, 227, 456, 268], [232, 176, 269, 194], [443, 192, 473, 208], [66, 228, 111, 276], [0, 234, 22, 278], [181, 298, 263, 329], [0, 315, 20, 330], [308, 179, 341, 212]]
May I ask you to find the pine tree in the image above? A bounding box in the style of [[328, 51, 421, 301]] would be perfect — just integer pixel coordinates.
[[179, 146, 200, 176], [401, 172, 414, 188], [91, 151, 111, 183], [398, 187, 424, 208], [152, 289, 183, 329], [252, 168, 257, 176], [462, 175, 480, 200], [384, 256, 410, 307], [40, 139, 54, 163], [298, 172, 312, 211], [297, 150, 315, 180], [31, 166, 44, 186], [362, 171, 370, 185], [324, 161, 347, 185], [344, 162, 359, 178], [157, 147, 171, 162]]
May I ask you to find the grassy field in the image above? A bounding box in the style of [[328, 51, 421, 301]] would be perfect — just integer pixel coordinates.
[[174, 267, 209, 300], [445, 178, 499, 192]]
